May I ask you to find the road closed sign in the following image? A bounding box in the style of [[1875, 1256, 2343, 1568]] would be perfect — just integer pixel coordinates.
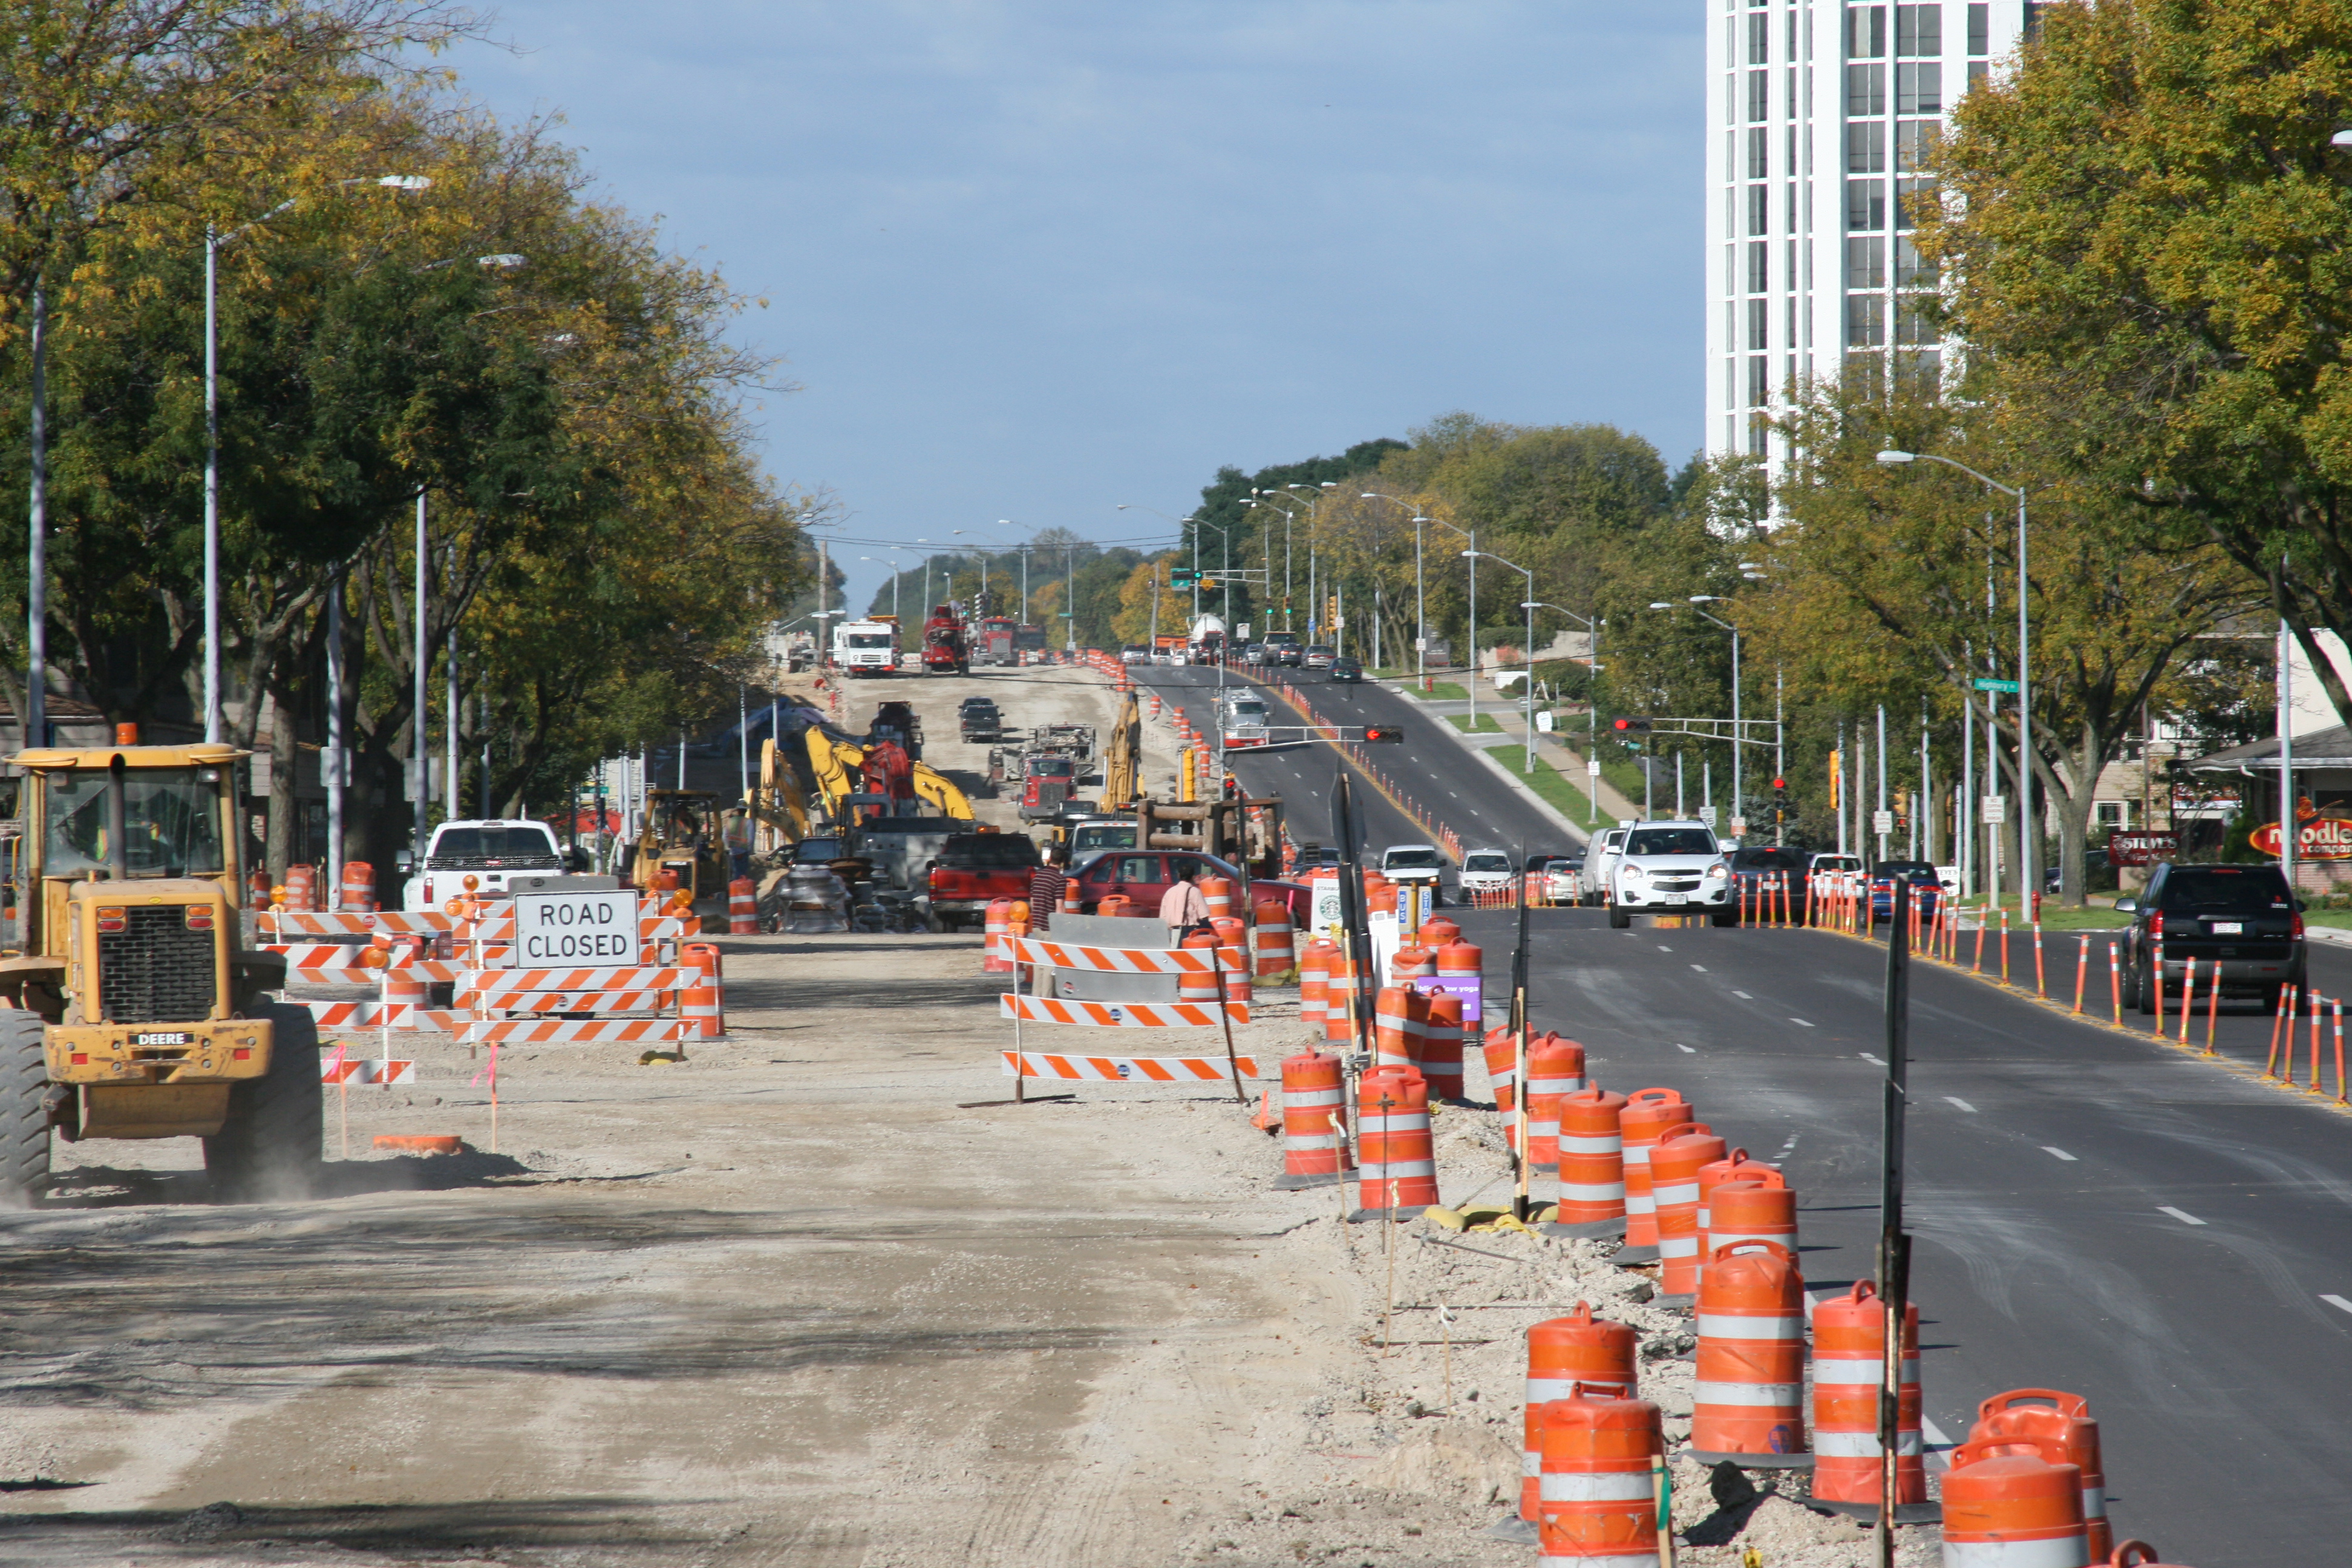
[[507, 891, 641, 967]]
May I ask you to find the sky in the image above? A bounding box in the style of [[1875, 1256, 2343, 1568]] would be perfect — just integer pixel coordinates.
[[446, 3, 1703, 616]]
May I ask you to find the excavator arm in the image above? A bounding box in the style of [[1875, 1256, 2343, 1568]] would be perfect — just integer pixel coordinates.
[[746, 738, 810, 845], [910, 761, 975, 820], [1101, 692, 1142, 808]]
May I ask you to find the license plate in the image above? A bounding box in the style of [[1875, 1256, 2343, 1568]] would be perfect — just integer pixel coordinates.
[[134, 1031, 191, 1047], [1664, 893, 1688, 906], [2210, 921, 2243, 935]]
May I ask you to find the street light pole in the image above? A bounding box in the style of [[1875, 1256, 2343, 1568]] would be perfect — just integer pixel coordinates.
[[1467, 549, 1537, 773], [1880, 448, 2033, 902]]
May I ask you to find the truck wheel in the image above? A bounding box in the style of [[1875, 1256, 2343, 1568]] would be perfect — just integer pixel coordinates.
[[204, 1002, 324, 1204], [0, 1007, 51, 1203]]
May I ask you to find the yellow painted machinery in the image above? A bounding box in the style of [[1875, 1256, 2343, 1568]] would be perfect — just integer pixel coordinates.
[[0, 740, 314, 1203]]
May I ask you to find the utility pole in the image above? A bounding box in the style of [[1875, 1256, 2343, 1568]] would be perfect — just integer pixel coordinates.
[[25, 275, 46, 754]]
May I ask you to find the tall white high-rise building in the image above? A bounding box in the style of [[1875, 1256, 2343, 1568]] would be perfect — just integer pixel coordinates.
[[1704, 2, 2037, 459]]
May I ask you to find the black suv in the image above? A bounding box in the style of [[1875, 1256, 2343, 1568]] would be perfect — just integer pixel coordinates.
[[959, 699, 1002, 742], [2119, 862, 2304, 1012], [1728, 845, 1812, 921]]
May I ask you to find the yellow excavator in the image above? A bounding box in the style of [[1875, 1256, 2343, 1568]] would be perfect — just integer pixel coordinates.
[[743, 738, 812, 850], [1100, 691, 1143, 809], [803, 728, 975, 825]]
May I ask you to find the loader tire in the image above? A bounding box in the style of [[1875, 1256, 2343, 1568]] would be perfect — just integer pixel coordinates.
[[0, 1008, 50, 1203], [205, 1002, 323, 1204]]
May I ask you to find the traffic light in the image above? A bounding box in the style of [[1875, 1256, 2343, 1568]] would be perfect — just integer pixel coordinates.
[[1171, 569, 1200, 590], [1612, 717, 1653, 734], [1364, 726, 1405, 743]]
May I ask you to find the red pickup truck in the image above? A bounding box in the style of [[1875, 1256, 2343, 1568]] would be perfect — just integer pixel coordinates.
[[926, 832, 1040, 930]]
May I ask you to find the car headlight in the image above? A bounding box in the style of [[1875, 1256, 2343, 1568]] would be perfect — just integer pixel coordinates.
[[1621, 865, 1645, 884], [1706, 862, 1729, 881]]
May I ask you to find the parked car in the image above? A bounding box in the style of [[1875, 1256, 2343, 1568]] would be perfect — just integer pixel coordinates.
[[1607, 820, 1732, 928], [2118, 861, 2304, 1013], [1868, 859, 1943, 924], [1303, 644, 1337, 670], [1584, 828, 1630, 906], [1532, 854, 1584, 904], [1329, 655, 1364, 683], [959, 699, 1003, 742], [924, 831, 1041, 929], [1068, 849, 1308, 926], [1379, 843, 1448, 905], [1457, 848, 1517, 898], [1726, 845, 1812, 921]]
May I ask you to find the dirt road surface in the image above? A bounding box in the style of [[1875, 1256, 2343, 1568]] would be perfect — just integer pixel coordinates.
[[2, 665, 1934, 1567]]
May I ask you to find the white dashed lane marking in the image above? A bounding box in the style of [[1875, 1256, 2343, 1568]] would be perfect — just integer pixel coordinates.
[[1791, 1018, 1815, 1028], [2157, 1206, 2207, 1226], [1944, 1097, 1977, 1112], [1860, 1053, 1885, 1066], [1733, 990, 1753, 999], [1690, 964, 1708, 972], [2042, 1146, 2078, 1162], [2323, 1295, 2352, 1316], [1675, 1043, 1696, 1054]]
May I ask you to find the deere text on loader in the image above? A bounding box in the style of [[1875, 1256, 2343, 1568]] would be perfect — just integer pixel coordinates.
[[1, 740, 315, 1203]]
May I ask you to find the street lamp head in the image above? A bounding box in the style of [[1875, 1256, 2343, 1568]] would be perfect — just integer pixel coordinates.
[[1319, 482, 1336, 488], [1690, 595, 1724, 603], [1360, 492, 1380, 500], [378, 174, 433, 191], [1117, 503, 1129, 509], [2335, 129, 2352, 147], [1459, 549, 1477, 559], [1876, 449, 1916, 465], [1412, 515, 1430, 524], [1647, 601, 1676, 610], [1737, 561, 1764, 570]]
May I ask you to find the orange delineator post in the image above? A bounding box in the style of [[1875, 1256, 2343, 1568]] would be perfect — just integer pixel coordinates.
[[2265, 985, 2293, 1078], [2109, 942, 2122, 1027], [1973, 916, 1986, 975], [2334, 998, 2347, 1102], [1999, 908, 2011, 985], [2033, 916, 2045, 997], [2177, 959, 2195, 1045], [2149, 942, 2164, 1037], [2072, 937, 2088, 1015], [2313, 991, 2327, 1095]]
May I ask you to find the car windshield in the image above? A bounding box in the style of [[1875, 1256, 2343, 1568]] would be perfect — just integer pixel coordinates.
[[1874, 861, 1936, 878], [2158, 867, 2292, 913], [845, 633, 892, 648], [1071, 824, 1135, 852], [1626, 828, 1716, 856], [1229, 702, 1267, 720], [44, 767, 226, 876], [1028, 758, 1074, 778], [1265, 634, 1299, 647], [1385, 848, 1443, 869], [1465, 854, 1512, 872], [793, 838, 847, 864], [433, 826, 559, 862]]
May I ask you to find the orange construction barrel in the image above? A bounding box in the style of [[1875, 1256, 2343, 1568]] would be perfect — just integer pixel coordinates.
[[1653, 1127, 1730, 1300], [1534, 1388, 1665, 1563], [1353, 1065, 1435, 1220], [1275, 1051, 1350, 1189], [1617, 1088, 1694, 1261], [1522, 1303, 1639, 1522], [1547, 1086, 1630, 1238], [1942, 1437, 2087, 1568], [1971, 1389, 2111, 1561], [1688, 1238, 1809, 1468]]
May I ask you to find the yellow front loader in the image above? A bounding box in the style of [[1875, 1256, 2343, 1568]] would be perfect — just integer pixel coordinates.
[[1, 740, 315, 1203]]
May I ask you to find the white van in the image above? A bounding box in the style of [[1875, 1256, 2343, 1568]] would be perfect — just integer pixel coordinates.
[[1583, 827, 1630, 906]]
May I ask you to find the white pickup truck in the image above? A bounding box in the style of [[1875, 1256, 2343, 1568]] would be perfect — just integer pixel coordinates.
[[399, 818, 581, 912]]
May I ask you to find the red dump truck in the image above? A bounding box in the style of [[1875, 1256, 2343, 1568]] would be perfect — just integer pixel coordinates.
[[922, 604, 969, 675]]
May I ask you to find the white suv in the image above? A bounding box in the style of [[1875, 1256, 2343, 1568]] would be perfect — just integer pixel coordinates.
[[1607, 820, 1733, 928], [1457, 848, 1515, 897], [1380, 843, 1448, 906]]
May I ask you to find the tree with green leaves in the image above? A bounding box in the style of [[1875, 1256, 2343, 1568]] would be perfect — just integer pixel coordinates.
[[1925, 0, 2352, 719]]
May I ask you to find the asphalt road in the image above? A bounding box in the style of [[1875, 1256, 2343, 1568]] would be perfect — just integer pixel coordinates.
[[1134, 665, 1576, 867], [1440, 903, 2352, 1568]]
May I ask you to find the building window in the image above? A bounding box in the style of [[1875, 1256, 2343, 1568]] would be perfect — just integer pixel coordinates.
[[1749, 240, 1770, 292], [1846, 294, 1886, 348], [1843, 350, 1887, 397], [1748, 297, 1769, 350], [1847, 120, 1886, 173], [2095, 800, 2129, 830], [1846, 235, 1887, 288], [1847, 177, 1887, 231], [1968, 59, 1989, 91], [1749, 126, 1770, 178], [1895, 348, 1942, 394], [1896, 62, 1942, 114], [1847, 62, 1886, 116], [1749, 8, 1771, 63], [1895, 119, 1935, 172], [1895, 297, 1939, 345], [1895, 4, 1942, 56], [1849, 5, 1887, 58], [1748, 416, 1769, 457], [1750, 68, 1770, 121], [1895, 237, 1937, 287], [1749, 183, 1770, 235], [1749, 354, 1771, 407], [1896, 175, 1934, 230], [2024, 2, 2046, 41], [1968, 2, 1989, 53]]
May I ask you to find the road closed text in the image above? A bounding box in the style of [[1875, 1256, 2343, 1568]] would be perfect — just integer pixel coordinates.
[[507, 892, 642, 967]]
